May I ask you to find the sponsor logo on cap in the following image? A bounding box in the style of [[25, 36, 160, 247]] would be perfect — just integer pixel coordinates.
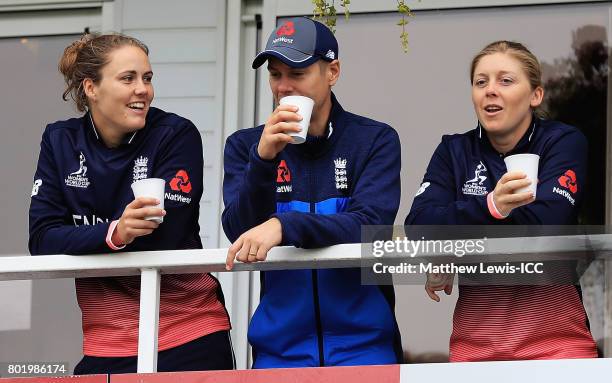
[[277, 21, 295, 37], [272, 36, 294, 44], [325, 50, 335, 60]]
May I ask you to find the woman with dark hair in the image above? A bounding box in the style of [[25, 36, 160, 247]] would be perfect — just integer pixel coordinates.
[[28, 33, 233, 374], [406, 41, 597, 361]]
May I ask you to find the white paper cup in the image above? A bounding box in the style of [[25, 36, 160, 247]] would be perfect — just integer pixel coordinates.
[[279, 95, 314, 144], [131, 178, 165, 223], [503, 154, 539, 197]]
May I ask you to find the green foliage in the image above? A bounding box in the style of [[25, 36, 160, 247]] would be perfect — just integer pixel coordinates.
[[396, 0, 415, 53], [312, 0, 341, 32], [312, 0, 418, 52]]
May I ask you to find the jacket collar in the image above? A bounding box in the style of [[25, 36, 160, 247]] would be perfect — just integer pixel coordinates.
[[85, 111, 138, 147], [478, 115, 539, 157], [299, 92, 346, 157]]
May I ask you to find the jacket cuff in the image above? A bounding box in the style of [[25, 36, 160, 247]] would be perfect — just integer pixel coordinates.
[[487, 192, 508, 220], [106, 220, 126, 251], [271, 212, 297, 247]]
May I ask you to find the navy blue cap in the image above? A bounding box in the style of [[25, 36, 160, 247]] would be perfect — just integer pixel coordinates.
[[252, 17, 339, 69]]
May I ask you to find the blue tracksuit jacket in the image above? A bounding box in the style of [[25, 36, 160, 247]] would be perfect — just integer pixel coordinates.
[[406, 118, 587, 225], [222, 93, 403, 368]]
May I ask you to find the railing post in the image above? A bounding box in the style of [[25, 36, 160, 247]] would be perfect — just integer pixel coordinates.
[[137, 268, 161, 373]]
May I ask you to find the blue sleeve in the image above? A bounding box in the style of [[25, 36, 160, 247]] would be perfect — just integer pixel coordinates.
[[134, 121, 204, 251], [274, 127, 401, 248], [506, 129, 586, 224], [28, 127, 111, 255], [221, 132, 278, 242], [406, 138, 497, 225]]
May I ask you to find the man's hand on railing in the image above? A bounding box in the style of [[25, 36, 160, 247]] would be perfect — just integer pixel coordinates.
[[425, 272, 455, 302], [225, 218, 282, 270], [112, 197, 165, 245]]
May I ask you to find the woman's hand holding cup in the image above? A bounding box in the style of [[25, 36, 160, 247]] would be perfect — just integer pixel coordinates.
[[492, 171, 535, 217], [112, 197, 166, 245]]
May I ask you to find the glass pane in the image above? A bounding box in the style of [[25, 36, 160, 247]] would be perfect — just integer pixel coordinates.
[[0, 34, 80, 255]]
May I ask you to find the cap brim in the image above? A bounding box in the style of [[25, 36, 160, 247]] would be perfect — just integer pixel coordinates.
[[252, 48, 320, 69]]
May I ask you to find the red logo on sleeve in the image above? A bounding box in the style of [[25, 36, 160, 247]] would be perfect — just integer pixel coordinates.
[[277, 21, 295, 36], [558, 170, 578, 194], [170, 170, 192, 194], [277, 160, 291, 183]]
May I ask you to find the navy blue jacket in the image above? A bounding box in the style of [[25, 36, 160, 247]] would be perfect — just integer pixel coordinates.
[[222, 93, 403, 368], [406, 119, 587, 226], [404, 120, 596, 362], [28, 108, 233, 357], [29, 107, 203, 255]]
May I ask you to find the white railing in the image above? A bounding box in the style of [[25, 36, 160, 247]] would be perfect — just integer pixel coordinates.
[[1, 235, 612, 372]]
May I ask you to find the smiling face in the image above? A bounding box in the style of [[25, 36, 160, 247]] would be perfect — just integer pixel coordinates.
[[85, 45, 154, 138], [472, 52, 543, 141]]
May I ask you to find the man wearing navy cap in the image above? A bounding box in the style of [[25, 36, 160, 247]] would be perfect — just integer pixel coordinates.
[[222, 17, 403, 368]]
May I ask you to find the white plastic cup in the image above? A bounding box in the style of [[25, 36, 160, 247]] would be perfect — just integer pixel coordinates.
[[131, 178, 165, 223], [279, 95, 314, 144], [503, 154, 539, 197]]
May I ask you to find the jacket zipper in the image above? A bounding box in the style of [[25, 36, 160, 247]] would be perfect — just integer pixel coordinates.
[[309, 162, 325, 367]]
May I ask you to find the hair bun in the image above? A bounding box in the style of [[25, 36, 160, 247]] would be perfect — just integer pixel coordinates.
[[58, 34, 95, 78]]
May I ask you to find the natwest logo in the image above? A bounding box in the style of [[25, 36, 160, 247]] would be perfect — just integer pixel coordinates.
[[169, 170, 192, 194], [272, 36, 294, 44], [558, 170, 578, 194], [277, 160, 291, 183], [276, 160, 292, 193], [277, 21, 295, 36]]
